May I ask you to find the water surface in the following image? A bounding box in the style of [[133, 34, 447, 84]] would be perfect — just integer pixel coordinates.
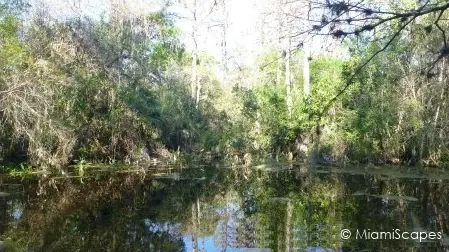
[[0, 164, 448, 251]]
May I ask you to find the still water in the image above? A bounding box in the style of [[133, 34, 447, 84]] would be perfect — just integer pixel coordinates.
[[0, 163, 449, 251]]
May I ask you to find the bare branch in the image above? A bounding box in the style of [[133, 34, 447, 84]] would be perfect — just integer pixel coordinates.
[[317, 14, 416, 121]]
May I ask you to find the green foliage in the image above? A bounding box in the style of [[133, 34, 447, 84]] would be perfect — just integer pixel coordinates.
[[225, 51, 345, 156], [2, 0, 449, 171], [0, 163, 34, 176], [0, 8, 234, 172]]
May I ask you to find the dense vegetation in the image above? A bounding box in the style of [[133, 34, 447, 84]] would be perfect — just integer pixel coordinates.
[[0, 4, 228, 171], [1, 0, 449, 173]]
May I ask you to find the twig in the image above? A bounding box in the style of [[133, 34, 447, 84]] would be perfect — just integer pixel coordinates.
[[317, 15, 416, 121]]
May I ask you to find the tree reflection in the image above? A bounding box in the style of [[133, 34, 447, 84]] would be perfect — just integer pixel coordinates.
[[0, 165, 448, 251]]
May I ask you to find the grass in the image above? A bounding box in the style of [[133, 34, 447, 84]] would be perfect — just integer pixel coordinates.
[[0, 163, 45, 177]]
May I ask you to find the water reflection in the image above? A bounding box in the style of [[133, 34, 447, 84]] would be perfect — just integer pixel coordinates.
[[0, 164, 448, 251]]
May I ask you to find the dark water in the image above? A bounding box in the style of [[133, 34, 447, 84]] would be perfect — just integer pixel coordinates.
[[0, 163, 449, 251]]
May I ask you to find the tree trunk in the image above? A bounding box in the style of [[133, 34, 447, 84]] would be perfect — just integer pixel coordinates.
[[303, 3, 311, 107], [195, 73, 201, 108], [303, 45, 310, 102], [277, 53, 282, 87], [191, 201, 198, 252], [276, 0, 283, 87], [220, 2, 229, 83], [191, 0, 198, 103], [285, 200, 293, 252], [191, 50, 198, 102], [221, 24, 228, 82], [285, 37, 292, 119]]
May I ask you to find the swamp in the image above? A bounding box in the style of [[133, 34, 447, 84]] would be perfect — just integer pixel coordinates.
[[1, 0, 449, 251]]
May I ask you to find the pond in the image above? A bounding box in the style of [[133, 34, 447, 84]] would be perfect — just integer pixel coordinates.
[[0, 163, 448, 251]]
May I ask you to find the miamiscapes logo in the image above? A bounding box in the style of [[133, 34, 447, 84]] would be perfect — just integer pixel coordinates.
[[340, 228, 443, 242]]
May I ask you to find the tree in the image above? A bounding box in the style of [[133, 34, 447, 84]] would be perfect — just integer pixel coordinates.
[[307, 0, 449, 117], [179, 0, 222, 106]]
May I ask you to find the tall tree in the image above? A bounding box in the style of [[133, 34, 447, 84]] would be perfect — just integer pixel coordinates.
[[181, 0, 221, 106]]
